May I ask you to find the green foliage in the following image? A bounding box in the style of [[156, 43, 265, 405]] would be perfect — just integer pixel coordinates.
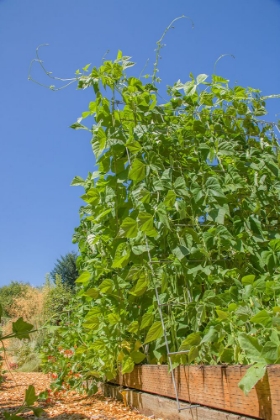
[[0, 281, 29, 317], [43, 274, 73, 324], [50, 251, 79, 289], [40, 52, 280, 396]]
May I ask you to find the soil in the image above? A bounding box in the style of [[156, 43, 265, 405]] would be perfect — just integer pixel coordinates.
[[0, 372, 156, 420]]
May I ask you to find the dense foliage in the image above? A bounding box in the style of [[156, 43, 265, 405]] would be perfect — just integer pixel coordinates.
[[41, 52, 280, 395]]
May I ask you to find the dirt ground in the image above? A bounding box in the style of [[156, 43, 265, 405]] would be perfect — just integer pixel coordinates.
[[0, 372, 156, 420]]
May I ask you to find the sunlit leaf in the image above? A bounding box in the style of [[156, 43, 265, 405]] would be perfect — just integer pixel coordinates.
[[144, 321, 163, 344], [12, 318, 33, 340], [238, 363, 266, 395]]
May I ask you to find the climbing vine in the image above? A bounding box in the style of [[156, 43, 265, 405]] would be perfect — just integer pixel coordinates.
[[40, 49, 280, 395]]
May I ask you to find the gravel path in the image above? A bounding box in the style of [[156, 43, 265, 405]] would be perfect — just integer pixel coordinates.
[[0, 372, 153, 420]]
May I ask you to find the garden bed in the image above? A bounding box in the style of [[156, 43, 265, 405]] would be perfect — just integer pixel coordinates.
[[111, 364, 280, 419]]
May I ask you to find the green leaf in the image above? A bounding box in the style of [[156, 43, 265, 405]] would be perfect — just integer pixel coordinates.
[[127, 321, 139, 333], [31, 407, 44, 417], [25, 385, 37, 406], [99, 279, 114, 294], [248, 216, 263, 237], [196, 74, 208, 84], [200, 92, 213, 106], [188, 346, 199, 363], [70, 122, 89, 130], [112, 243, 131, 268], [216, 309, 229, 320], [38, 390, 49, 400], [207, 208, 226, 224], [126, 141, 142, 154], [252, 278, 266, 292], [144, 321, 163, 344], [184, 227, 200, 243], [138, 212, 157, 237], [81, 188, 99, 205], [212, 75, 229, 84], [205, 177, 226, 199], [193, 120, 206, 134], [83, 317, 99, 330], [269, 239, 280, 252], [130, 350, 146, 364], [121, 356, 135, 374], [238, 363, 266, 395], [250, 310, 271, 327], [89, 101, 97, 113], [201, 327, 219, 344], [183, 81, 196, 96], [12, 318, 33, 340], [132, 245, 148, 255], [85, 307, 101, 319], [238, 333, 262, 362], [266, 161, 279, 177], [174, 176, 186, 190], [92, 128, 107, 159], [82, 63, 91, 72], [118, 217, 138, 238], [4, 415, 25, 420], [129, 159, 146, 183], [116, 50, 123, 61], [242, 275, 255, 285], [179, 332, 201, 351], [220, 348, 234, 363], [84, 288, 99, 299], [172, 246, 189, 261], [156, 204, 171, 229], [163, 190, 176, 208], [107, 313, 120, 325], [76, 271, 91, 284], [129, 276, 148, 296], [261, 341, 278, 363], [270, 330, 280, 344], [71, 175, 85, 187], [140, 313, 154, 330]]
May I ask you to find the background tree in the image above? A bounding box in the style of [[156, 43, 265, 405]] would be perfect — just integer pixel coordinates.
[[0, 281, 29, 318], [50, 251, 79, 289]]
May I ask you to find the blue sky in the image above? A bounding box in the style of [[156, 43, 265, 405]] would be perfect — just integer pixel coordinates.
[[0, 0, 279, 287]]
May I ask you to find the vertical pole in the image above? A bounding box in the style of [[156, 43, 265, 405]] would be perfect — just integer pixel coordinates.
[[154, 286, 182, 412]]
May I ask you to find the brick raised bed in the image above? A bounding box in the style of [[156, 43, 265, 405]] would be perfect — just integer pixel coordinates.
[[111, 364, 280, 419]]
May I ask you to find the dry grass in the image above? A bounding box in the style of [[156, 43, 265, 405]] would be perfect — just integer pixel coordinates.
[[2, 286, 46, 371]]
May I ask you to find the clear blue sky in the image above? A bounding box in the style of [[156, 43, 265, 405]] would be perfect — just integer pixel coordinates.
[[0, 0, 279, 287]]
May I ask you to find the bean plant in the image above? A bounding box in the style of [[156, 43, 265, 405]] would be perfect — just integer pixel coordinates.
[[40, 50, 280, 396]]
